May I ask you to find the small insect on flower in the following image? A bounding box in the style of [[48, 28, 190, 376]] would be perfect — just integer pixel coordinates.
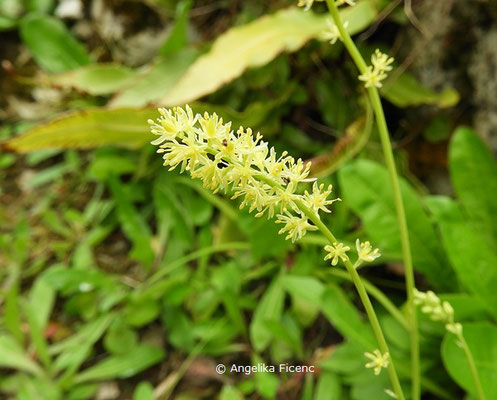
[[364, 349, 389, 375]]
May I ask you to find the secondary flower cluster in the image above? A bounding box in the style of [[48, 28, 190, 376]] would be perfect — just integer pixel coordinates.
[[148, 106, 339, 243], [413, 289, 462, 335], [359, 49, 394, 89], [324, 239, 381, 267]]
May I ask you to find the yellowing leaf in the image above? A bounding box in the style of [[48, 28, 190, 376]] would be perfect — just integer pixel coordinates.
[[2, 108, 156, 153], [160, 2, 377, 106]]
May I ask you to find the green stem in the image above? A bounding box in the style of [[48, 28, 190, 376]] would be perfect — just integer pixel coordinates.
[[325, 2, 419, 398], [295, 199, 405, 400], [324, 268, 408, 330], [457, 333, 486, 400]]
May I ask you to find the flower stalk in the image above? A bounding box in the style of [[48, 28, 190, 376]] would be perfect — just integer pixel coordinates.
[[149, 105, 404, 399], [324, 1, 419, 398]]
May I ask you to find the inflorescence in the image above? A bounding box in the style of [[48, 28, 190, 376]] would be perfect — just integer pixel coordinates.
[[148, 106, 339, 243]]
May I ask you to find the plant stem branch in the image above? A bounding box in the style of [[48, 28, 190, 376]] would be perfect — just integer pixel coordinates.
[[295, 199, 405, 400], [325, 2, 419, 398], [457, 333, 486, 400]]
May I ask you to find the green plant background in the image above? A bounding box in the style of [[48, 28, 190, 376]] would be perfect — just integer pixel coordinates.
[[0, 0, 496, 399]]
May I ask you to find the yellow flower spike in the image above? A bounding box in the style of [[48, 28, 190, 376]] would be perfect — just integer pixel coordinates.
[[356, 239, 381, 263], [149, 106, 339, 243], [324, 242, 350, 266], [364, 350, 390, 375]]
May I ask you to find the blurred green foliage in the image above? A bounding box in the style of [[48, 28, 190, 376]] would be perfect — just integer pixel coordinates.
[[0, 0, 494, 399]]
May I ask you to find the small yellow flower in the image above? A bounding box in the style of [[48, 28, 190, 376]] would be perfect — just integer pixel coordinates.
[[276, 213, 318, 242], [303, 182, 340, 216], [372, 49, 394, 72], [358, 66, 387, 88], [413, 289, 462, 335], [336, 0, 356, 6], [358, 49, 394, 88], [321, 20, 348, 45], [364, 349, 389, 375], [324, 242, 350, 266], [356, 239, 381, 263]]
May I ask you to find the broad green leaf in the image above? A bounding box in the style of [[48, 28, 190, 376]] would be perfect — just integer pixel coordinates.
[[108, 176, 155, 269], [160, 2, 377, 106], [0, 335, 43, 376], [2, 108, 156, 153], [321, 284, 375, 350], [74, 345, 165, 383], [281, 275, 324, 306], [442, 323, 497, 399], [449, 127, 497, 249], [427, 196, 497, 318], [20, 13, 90, 73], [25, 0, 54, 13], [339, 160, 454, 290], [45, 64, 136, 95], [110, 49, 198, 108], [250, 275, 285, 351], [381, 72, 459, 108]]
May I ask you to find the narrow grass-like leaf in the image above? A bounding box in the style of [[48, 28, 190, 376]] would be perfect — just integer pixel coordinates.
[[74, 345, 164, 383], [0, 335, 44, 376]]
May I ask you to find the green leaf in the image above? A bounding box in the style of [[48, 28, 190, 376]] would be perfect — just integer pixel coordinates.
[[74, 345, 164, 383], [339, 159, 454, 290], [45, 64, 136, 95], [314, 371, 341, 400], [20, 13, 90, 73], [220, 385, 245, 400], [449, 127, 497, 249], [2, 108, 156, 153], [0, 334, 43, 376], [381, 72, 459, 108], [442, 323, 497, 399], [281, 275, 324, 306], [110, 49, 198, 108], [133, 382, 155, 400], [29, 276, 55, 331], [108, 176, 155, 269], [250, 275, 285, 352], [321, 284, 375, 350], [427, 196, 497, 318], [160, 0, 192, 55], [160, 2, 376, 105]]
